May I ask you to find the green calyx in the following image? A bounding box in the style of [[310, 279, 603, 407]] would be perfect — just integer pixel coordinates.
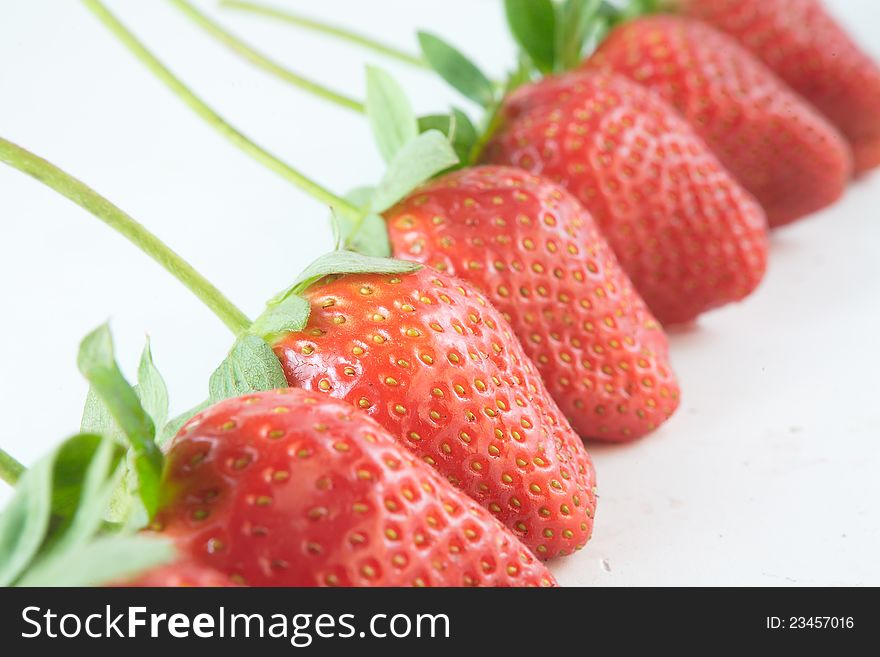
[[250, 250, 422, 341], [0, 323, 178, 587], [503, 0, 665, 75]]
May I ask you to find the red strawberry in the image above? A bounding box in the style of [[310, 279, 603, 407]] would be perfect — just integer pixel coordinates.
[[116, 560, 237, 587], [156, 389, 557, 586], [678, 0, 880, 175], [586, 15, 852, 226], [483, 70, 769, 324], [272, 267, 596, 558], [384, 165, 679, 441]]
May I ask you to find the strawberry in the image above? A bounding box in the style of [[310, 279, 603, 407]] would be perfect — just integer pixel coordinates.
[[585, 15, 852, 226], [116, 560, 237, 587], [678, 0, 880, 175], [272, 266, 596, 558], [384, 165, 679, 441], [483, 70, 769, 324], [155, 389, 557, 586]]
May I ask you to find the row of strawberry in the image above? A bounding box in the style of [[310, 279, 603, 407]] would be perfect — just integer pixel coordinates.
[[1, 0, 876, 586]]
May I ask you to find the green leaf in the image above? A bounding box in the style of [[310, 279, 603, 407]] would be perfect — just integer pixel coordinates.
[[137, 339, 169, 432], [556, 0, 602, 70], [81, 387, 124, 442], [287, 250, 421, 296], [82, 339, 166, 526], [0, 450, 54, 585], [45, 436, 123, 555], [77, 324, 163, 519], [209, 334, 288, 402], [504, 0, 557, 73], [346, 214, 392, 257], [17, 534, 176, 587], [366, 66, 418, 163], [418, 109, 478, 165], [248, 294, 312, 339], [418, 32, 495, 107], [331, 188, 392, 258], [0, 433, 124, 586], [370, 130, 460, 212], [253, 251, 422, 341], [158, 400, 211, 447]]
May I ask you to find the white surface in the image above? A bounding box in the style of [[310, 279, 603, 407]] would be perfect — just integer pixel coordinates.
[[1, 0, 878, 586]]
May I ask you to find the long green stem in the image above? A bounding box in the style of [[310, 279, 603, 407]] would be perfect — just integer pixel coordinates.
[[221, 0, 427, 69], [0, 137, 251, 335], [0, 447, 25, 486], [169, 0, 365, 113], [82, 0, 363, 224]]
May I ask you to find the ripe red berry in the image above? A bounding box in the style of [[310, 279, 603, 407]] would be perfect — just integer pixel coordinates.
[[587, 15, 852, 226], [679, 0, 880, 174], [155, 389, 558, 586], [272, 267, 596, 558], [385, 165, 679, 441], [484, 70, 769, 324]]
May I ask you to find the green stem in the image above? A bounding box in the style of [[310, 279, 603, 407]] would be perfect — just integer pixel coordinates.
[[220, 0, 428, 70], [169, 0, 365, 113], [82, 0, 363, 224], [0, 447, 25, 486], [0, 137, 252, 335]]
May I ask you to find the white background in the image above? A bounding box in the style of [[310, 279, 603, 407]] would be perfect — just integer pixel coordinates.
[[1, 0, 878, 586]]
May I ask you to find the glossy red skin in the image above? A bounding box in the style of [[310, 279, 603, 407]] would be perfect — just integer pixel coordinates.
[[384, 166, 679, 442], [156, 390, 557, 587], [586, 16, 852, 226], [680, 0, 880, 174], [483, 70, 769, 324], [273, 268, 596, 559], [116, 560, 237, 587]]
